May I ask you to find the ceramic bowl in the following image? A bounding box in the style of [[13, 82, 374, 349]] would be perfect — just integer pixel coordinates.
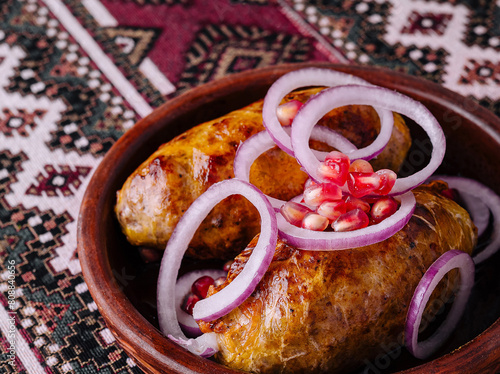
[[78, 63, 500, 374]]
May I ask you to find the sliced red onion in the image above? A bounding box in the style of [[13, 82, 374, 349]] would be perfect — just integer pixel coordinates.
[[459, 192, 489, 238], [429, 175, 490, 237], [233, 126, 356, 210], [277, 191, 416, 250], [262, 67, 393, 157], [309, 125, 358, 158], [157, 179, 277, 356], [429, 175, 500, 265], [168, 333, 219, 358], [405, 250, 475, 360], [291, 85, 445, 194], [175, 269, 227, 338]]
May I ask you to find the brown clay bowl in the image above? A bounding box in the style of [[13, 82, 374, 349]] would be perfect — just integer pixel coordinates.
[[77, 63, 500, 374]]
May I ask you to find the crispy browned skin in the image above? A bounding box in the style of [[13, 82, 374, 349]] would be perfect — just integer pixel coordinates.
[[200, 181, 477, 373], [115, 88, 411, 259]]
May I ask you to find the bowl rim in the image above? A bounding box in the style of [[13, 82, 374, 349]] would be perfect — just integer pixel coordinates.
[[78, 62, 500, 374]]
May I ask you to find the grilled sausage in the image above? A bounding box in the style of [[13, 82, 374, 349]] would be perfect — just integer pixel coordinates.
[[115, 88, 411, 260], [199, 181, 477, 373]]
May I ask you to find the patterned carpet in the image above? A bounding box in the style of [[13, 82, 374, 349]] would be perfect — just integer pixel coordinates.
[[0, 0, 499, 373]]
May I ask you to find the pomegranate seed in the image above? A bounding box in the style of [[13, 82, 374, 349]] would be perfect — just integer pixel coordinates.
[[374, 169, 397, 195], [182, 293, 200, 315], [280, 201, 313, 227], [359, 195, 382, 204], [276, 100, 303, 126], [304, 178, 316, 189], [301, 212, 329, 231], [347, 172, 381, 198], [344, 195, 371, 213], [316, 200, 346, 221], [441, 188, 459, 201], [371, 197, 399, 223], [349, 159, 373, 173], [332, 208, 370, 232], [303, 183, 342, 206], [318, 151, 351, 186], [191, 276, 215, 299]]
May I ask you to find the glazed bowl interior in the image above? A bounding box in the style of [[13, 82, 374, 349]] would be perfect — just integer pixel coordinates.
[[78, 63, 500, 374]]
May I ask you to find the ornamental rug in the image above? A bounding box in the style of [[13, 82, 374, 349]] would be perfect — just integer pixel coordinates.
[[0, 0, 499, 373]]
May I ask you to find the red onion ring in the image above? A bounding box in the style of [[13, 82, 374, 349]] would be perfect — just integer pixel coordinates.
[[459, 192, 490, 238], [157, 179, 277, 356], [429, 175, 500, 265], [262, 67, 393, 157], [175, 269, 227, 338], [277, 191, 416, 250], [429, 175, 489, 237], [291, 85, 445, 194], [233, 126, 356, 210], [168, 333, 219, 358], [405, 250, 475, 359]]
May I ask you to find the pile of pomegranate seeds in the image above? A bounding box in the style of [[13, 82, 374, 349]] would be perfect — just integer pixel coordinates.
[[280, 151, 400, 232], [182, 274, 226, 315]]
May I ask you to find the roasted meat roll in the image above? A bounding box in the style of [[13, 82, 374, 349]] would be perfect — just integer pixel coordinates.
[[199, 181, 477, 373], [115, 88, 411, 260]]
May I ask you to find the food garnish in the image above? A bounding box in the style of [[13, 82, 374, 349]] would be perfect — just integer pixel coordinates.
[[175, 269, 227, 338], [154, 68, 499, 369], [405, 249, 475, 360], [157, 179, 277, 356], [261, 67, 394, 157], [429, 175, 500, 265]]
